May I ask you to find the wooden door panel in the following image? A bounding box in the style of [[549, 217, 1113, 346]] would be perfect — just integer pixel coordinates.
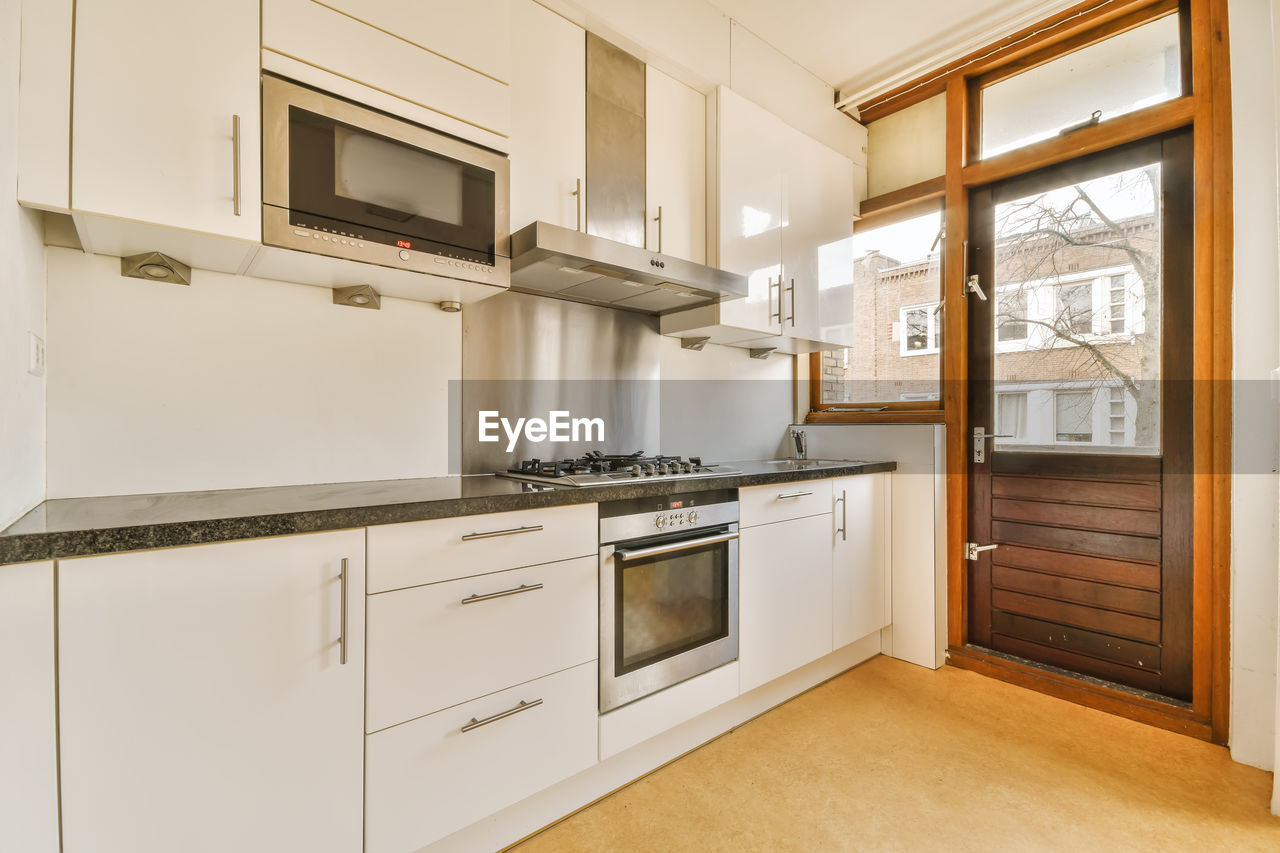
[[991, 611, 1161, 670], [992, 589, 1161, 643], [991, 564, 1161, 617], [991, 475, 1162, 509], [991, 521, 1161, 564], [991, 632, 1163, 693], [993, 544, 1161, 589], [991, 498, 1161, 536]]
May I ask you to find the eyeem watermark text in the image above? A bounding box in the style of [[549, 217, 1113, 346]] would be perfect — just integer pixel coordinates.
[[479, 410, 606, 452]]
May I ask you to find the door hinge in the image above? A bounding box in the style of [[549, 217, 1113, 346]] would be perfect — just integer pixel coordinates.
[[965, 542, 998, 561]]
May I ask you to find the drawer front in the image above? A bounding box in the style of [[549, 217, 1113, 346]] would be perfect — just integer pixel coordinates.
[[366, 556, 597, 732], [365, 661, 598, 853], [367, 503, 597, 593], [739, 479, 833, 527]]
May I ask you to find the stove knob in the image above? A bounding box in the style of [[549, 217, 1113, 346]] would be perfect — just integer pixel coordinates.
[[682, 462, 694, 474], [688, 510, 699, 524], [629, 465, 642, 477], [644, 464, 656, 475], [654, 514, 667, 529], [658, 463, 670, 475]]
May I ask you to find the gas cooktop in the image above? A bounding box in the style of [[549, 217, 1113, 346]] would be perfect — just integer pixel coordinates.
[[498, 451, 742, 487]]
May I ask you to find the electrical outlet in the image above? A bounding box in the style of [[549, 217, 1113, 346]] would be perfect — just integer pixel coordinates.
[[28, 332, 45, 377]]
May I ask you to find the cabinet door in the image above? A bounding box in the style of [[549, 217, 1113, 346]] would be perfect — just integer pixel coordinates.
[[716, 88, 784, 337], [739, 514, 834, 693], [832, 473, 892, 647], [782, 131, 854, 342], [646, 66, 706, 263], [71, 0, 260, 242], [509, 0, 585, 231], [59, 531, 365, 853]]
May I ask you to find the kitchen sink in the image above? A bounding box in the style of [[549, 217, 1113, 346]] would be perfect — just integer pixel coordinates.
[[756, 459, 860, 470]]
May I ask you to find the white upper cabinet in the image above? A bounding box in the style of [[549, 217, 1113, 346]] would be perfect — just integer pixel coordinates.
[[58, 532, 366, 853], [646, 66, 706, 264], [508, 0, 586, 232], [71, 0, 261, 245]]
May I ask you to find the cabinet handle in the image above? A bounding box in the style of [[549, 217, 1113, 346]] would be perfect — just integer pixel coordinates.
[[835, 489, 847, 541], [460, 582, 543, 605], [461, 524, 544, 541], [769, 276, 781, 323], [776, 490, 813, 500], [787, 278, 796, 327], [572, 177, 582, 232], [232, 114, 242, 217], [338, 557, 349, 665], [652, 205, 663, 253], [461, 698, 543, 733]]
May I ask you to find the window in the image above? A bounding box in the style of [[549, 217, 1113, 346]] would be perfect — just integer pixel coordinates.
[[818, 208, 942, 405], [900, 304, 940, 355], [997, 392, 1028, 439], [1055, 391, 1094, 442], [1109, 386, 1128, 444], [980, 14, 1183, 158], [1109, 274, 1127, 334], [1056, 282, 1094, 334], [997, 290, 1028, 342]]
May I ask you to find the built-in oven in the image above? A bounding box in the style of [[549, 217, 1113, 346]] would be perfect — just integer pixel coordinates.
[[598, 490, 739, 713], [261, 73, 510, 285]]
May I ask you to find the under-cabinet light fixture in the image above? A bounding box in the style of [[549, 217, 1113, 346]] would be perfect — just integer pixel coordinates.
[[120, 252, 191, 286], [333, 284, 381, 310]]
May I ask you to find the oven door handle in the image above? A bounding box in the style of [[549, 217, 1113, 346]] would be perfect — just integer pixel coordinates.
[[614, 531, 738, 561]]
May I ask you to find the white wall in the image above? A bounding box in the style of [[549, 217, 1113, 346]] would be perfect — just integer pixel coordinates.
[[0, 0, 48, 527], [45, 249, 460, 497], [1227, 0, 1280, 777]]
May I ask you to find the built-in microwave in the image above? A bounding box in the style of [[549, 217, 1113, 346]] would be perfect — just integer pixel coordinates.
[[261, 74, 510, 286]]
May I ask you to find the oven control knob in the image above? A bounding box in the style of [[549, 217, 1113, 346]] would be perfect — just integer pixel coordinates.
[[629, 465, 642, 477], [644, 464, 656, 475], [654, 514, 667, 529], [688, 511, 699, 524]]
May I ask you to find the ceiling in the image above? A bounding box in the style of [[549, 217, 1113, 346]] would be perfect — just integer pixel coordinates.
[[704, 0, 1081, 107]]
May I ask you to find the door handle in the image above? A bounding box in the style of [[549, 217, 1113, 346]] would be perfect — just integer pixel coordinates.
[[338, 557, 349, 665], [461, 698, 543, 733], [775, 490, 813, 500], [615, 531, 738, 561], [652, 205, 663, 253], [769, 275, 782, 323], [972, 426, 1014, 463], [572, 178, 582, 231], [834, 489, 847, 541], [461, 524, 544, 541], [965, 542, 998, 560], [786, 278, 796, 327], [460, 583, 543, 605], [231, 114, 242, 217]]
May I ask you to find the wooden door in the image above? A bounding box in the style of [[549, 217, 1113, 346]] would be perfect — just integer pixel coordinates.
[[59, 531, 365, 853], [966, 131, 1193, 700]]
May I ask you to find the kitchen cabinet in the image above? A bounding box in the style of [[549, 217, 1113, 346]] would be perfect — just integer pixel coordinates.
[[832, 472, 893, 647], [71, 0, 261, 252], [738, 512, 835, 693], [509, 0, 586, 232], [661, 87, 855, 352], [58, 531, 365, 853], [646, 66, 707, 263]]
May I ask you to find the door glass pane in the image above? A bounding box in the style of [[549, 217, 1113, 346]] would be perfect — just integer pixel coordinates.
[[993, 162, 1161, 454], [617, 545, 727, 675], [981, 15, 1182, 158]]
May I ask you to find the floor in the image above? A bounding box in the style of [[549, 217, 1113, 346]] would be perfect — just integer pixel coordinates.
[[513, 656, 1279, 852]]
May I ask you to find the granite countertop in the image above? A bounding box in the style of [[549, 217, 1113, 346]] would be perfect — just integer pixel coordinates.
[[0, 459, 896, 565]]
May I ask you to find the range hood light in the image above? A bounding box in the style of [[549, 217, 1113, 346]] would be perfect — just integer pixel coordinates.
[[557, 265, 589, 275]]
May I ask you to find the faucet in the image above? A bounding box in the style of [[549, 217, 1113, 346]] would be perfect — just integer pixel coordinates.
[[789, 427, 807, 460]]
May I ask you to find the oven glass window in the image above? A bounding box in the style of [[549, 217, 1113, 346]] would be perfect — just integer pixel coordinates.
[[616, 540, 729, 675]]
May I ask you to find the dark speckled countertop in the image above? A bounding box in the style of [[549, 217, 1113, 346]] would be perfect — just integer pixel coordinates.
[[0, 459, 895, 565]]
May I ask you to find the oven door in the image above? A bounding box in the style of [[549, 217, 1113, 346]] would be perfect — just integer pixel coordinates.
[[599, 525, 739, 713], [262, 75, 509, 272]]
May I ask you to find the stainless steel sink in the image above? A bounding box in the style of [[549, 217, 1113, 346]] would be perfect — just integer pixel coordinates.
[[756, 459, 859, 471]]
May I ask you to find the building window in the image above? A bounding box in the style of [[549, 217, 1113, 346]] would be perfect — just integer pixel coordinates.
[[1109, 386, 1127, 444], [900, 304, 940, 356], [1055, 391, 1094, 442], [1109, 274, 1127, 334], [997, 290, 1028, 342], [1056, 283, 1094, 334], [997, 392, 1028, 439]]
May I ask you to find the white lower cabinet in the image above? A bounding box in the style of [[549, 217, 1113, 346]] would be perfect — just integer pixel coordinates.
[[366, 555, 598, 732], [58, 531, 366, 853], [738, 513, 835, 693], [832, 472, 893, 647], [365, 661, 598, 853]]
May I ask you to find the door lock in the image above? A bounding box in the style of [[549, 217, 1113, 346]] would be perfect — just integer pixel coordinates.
[[965, 542, 999, 561], [965, 275, 988, 301], [972, 426, 1014, 463]]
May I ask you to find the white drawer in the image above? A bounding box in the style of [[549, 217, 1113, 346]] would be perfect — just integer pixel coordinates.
[[739, 479, 833, 527], [366, 503, 597, 593], [365, 661, 598, 853], [366, 556, 597, 732]]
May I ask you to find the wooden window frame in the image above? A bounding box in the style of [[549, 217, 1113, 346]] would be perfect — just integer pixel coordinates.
[[808, 0, 1232, 745]]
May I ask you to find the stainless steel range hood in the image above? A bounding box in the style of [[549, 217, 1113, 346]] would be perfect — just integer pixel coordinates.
[[509, 221, 746, 315], [508, 34, 747, 316]]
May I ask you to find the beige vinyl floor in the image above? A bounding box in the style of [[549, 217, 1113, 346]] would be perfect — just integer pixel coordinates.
[[512, 655, 1280, 852]]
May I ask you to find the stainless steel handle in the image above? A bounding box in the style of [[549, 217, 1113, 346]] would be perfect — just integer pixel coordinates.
[[573, 178, 582, 232], [232, 114, 241, 217], [835, 489, 847, 541], [776, 491, 813, 500], [461, 698, 543, 733], [787, 278, 796, 326], [460, 582, 543, 605], [461, 524, 544, 541], [652, 205, 663, 253], [615, 531, 738, 561], [338, 557, 349, 665], [769, 276, 781, 323]]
